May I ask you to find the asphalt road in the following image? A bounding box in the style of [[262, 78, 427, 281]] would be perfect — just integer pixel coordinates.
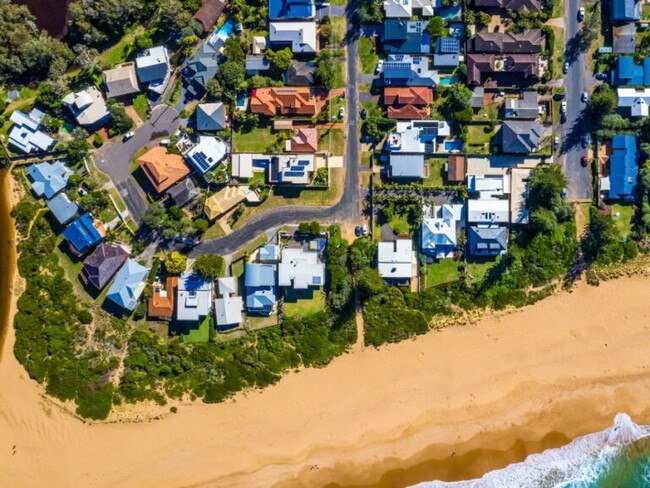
[[192, 1, 363, 256], [559, 0, 592, 201], [95, 105, 181, 223]]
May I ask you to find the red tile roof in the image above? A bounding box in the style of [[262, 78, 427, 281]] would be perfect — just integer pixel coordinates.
[[290, 128, 318, 153]]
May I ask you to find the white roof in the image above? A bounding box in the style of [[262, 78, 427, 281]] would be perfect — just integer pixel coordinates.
[[421, 204, 463, 259], [618, 88, 650, 116], [269, 22, 317, 53], [271, 154, 315, 185], [217, 276, 237, 295], [278, 247, 325, 289], [468, 174, 511, 199], [62, 87, 109, 127], [214, 296, 244, 326], [176, 273, 214, 322], [386, 120, 451, 154], [8, 110, 55, 154], [185, 136, 229, 174], [384, 0, 435, 17], [231, 153, 255, 178], [467, 199, 510, 224], [377, 239, 414, 279]]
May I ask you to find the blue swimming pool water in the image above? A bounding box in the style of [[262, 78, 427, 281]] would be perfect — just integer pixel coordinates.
[[216, 17, 235, 40], [439, 5, 461, 19], [439, 76, 459, 85], [444, 140, 463, 151]]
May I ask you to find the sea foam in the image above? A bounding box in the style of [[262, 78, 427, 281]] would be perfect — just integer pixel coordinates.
[[411, 414, 650, 488]]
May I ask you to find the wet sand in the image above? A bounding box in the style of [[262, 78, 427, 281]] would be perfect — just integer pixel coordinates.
[[3, 172, 650, 487]]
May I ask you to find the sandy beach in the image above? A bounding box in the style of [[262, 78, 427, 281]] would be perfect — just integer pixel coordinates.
[[2, 247, 650, 488]]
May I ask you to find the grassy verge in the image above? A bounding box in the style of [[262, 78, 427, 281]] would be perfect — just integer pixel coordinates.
[[133, 94, 150, 121], [358, 37, 378, 75]]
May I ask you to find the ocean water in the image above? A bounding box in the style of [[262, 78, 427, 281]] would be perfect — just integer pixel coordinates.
[[412, 414, 650, 488]]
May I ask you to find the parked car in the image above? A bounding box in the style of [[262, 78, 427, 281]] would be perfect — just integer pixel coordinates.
[[554, 136, 560, 148], [362, 225, 368, 236], [338, 107, 345, 119], [595, 72, 607, 81], [355, 226, 363, 237], [581, 91, 589, 102], [375, 59, 384, 74], [123, 131, 135, 142], [159, 138, 170, 146], [560, 101, 567, 114], [563, 62, 569, 74], [581, 156, 589, 167], [578, 6, 585, 20], [360, 109, 367, 120], [582, 135, 590, 148]]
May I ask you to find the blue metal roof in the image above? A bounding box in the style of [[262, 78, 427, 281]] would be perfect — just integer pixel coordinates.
[[62, 213, 102, 254], [610, 56, 650, 86], [609, 135, 639, 201], [47, 193, 79, 225], [106, 258, 149, 311], [611, 0, 640, 21], [245, 263, 277, 287], [269, 0, 314, 19], [389, 154, 425, 179], [27, 161, 71, 199]]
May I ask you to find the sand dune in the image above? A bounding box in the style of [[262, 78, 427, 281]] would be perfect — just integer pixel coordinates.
[[3, 272, 650, 487]]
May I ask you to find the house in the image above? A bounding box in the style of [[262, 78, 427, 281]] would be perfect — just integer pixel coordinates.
[[613, 23, 636, 54], [185, 43, 219, 97], [184, 135, 229, 174], [47, 193, 79, 225], [447, 155, 466, 183], [471, 87, 485, 108], [289, 128, 318, 152], [386, 119, 451, 154], [27, 161, 72, 199], [468, 0, 542, 11], [196, 102, 226, 131], [383, 0, 436, 18], [176, 272, 214, 322], [384, 87, 433, 119], [383, 54, 439, 86], [135, 46, 171, 94], [610, 56, 650, 86], [467, 53, 540, 86], [250, 87, 328, 116], [204, 186, 252, 220], [62, 87, 110, 128], [252, 36, 267, 54], [269, 0, 315, 19], [433, 37, 461, 68], [148, 277, 178, 320], [106, 258, 149, 311], [245, 263, 278, 315], [102, 63, 140, 98], [166, 178, 199, 208], [80, 242, 128, 290], [500, 120, 542, 154], [193, 0, 226, 32], [377, 239, 415, 282], [389, 154, 425, 179], [214, 277, 244, 328], [8, 109, 55, 154], [138, 147, 190, 194], [608, 135, 639, 201], [420, 204, 464, 259], [269, 21, 317, 53], [62, 213, 103, 255], [259, 244, 281, 263], [383, 20, 430, 55], [467, 30, 544, 54], [504, 91, 539, 119], [246, 54, 271, 75], [468, 173, 510, 199], [617, 87, 650, 116], [268, 154, 315, 184], [468, 225, 508, 256], [285, 60, 316, 86], [278, 247, 325, 289], [467, 199, 510, 224], [611, 0, 640, 21]]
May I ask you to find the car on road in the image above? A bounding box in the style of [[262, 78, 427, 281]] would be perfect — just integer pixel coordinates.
[[554, 136, 560, 148], [581, 156, 589, 167], [578, 6, 585, 20], [582, 135, 590, 148], [560, 101, 567, 114], [355, 226, 363, 237], [362, 225, 368, 236], [360, 109, 367, 120], [581, 91, 589, 103], [595, 72, 607, 81], [338, 107, 345, 119], [375, 60, 384, 74], [563, 62, 569, 74], [123, 131, 135, 142]]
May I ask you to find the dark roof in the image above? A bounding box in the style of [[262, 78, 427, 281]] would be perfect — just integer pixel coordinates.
[[81, 242, 128, 290], [185, 43, 219, 95], [468, 225, 508, 256], [468, 0, 542, 11], [383, 20, 431, 55], [193, 0, 226, 32], [447, 155, 466, 182], [269, 0, 314, 19], [468, 30, 544, 54], [501, 120, 542, 154], [167, 178, 199, 207], [503, 91, 539, 119], [613, 23, 637, 54], [610, 56, 650, 86], [611, 0, 640, 21], [62, 213, 102, 255], [284, 60, 316, 86], [467, 53, 540, 86]]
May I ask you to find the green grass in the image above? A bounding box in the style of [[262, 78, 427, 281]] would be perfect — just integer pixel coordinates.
[[388, 213, 411, 236], [99, 204, 118, 224], [133, 94, 150, 121], [169, 78, 182, 107], [358, 37, 378, 75], [611, 204, 634, 238], [330, 0, 346, 6], [318, 128, 345, 156], [283, 288, 325, 318], [466, 124, 495, 155], [425, 259, 461, 288], [181, 315, 212, 343], [423, 158, 445, 188], [100, 26, 145, 68], [232, 126, 277, 152], [466, 257, 500, 284], [330, 17, 347, 46], [107, 187, 127, 213], [204, 220, 227, 240]]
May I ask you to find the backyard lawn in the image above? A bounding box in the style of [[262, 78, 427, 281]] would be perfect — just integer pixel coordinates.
[[466, 256, 500, 284], [466, 124, 495, 155], [233, 126, 277, 152], [611, 203, 634, 238], [180, 315, 212, 343], [358, 36, 378, 75], [283, 288, 325, 318], [99, 26, 145, 68], [423, 158, 445, 188], [425, 259, 461, 288], [388, 213, 412, 236], [318, 128, 345, 156]]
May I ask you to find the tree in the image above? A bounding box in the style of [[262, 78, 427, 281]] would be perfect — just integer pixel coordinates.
[[298, 221, 322, 235], [205, 78, 223, 100], [426, 16, 444, 37], [193, 254, 225, 280], [357, 267, 386, 298], [164, 251, 187, 274], [181, 34, 199, 55], [582, 207, 625, 265], [135, 33, 153, 50], [266, 47, 293, 73], [223, 37, 246, 63], [315, 49, 338, 89], [107, 100, 133, 135], [589, 84, 617, 122], [142, 203, 166, 230], [215, 60, 246, 101], [65, 128, 91, 165], [527, 164, 567, 215]]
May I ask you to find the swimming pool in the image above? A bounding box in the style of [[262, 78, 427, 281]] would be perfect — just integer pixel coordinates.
[[439, 76, 459, 85], [444, 140, 463, 152], [208, 17, 235, 47], [439, 5, 461, 20]]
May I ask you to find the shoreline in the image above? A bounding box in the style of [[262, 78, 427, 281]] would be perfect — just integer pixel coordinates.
[[2, 264, 650, 486], [0, 169, 17, 359]]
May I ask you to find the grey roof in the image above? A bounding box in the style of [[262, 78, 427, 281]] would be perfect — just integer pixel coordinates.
[[103, 63, 140, 98], [28, 161, 72, 199], [186, 43, 219, 93], [383, 54, 439, 87], [468, 225, 508, 256], [166, 178, 199, 207], [504, 91, 539, 119], [135, 46, 170, 83], [214, 296, 244, 326], [389, 154, 425, 179], [245, 54, 271, 73], [47, 193, 79, 225], [613, 22, 636, 54], [471, 87, 485, 108], [176, 272, 214, 322], [196, 102, 226, 131], [106, 258, 149, 311], [284, 60, 316, 85], [501, 120, 542, 154], [245, 263, 277, 287], [81, 242, 129, 290]]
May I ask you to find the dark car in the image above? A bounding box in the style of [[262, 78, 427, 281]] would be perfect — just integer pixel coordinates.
[[595, 72, 607, 81], [582, 135, 590, 148], [360, 109, 367, 120], [355, 225, 363, 237], [581, 156, 589, 167]]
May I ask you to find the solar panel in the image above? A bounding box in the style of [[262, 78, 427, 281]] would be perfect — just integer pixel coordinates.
[[440, 38, 459, 53], [298, 159, 310, 166]]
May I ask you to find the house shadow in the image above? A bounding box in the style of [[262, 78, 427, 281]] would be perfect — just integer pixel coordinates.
[[131, 166, 157, 198], [283, 287, 316, 304], [100, 298, 130, 319]]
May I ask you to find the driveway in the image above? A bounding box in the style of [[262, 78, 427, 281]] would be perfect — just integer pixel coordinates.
[[316, 4, 346, 19], [192, 0, 364, 256], [94, 104, 181, 223], [558, 0, 592, 201]]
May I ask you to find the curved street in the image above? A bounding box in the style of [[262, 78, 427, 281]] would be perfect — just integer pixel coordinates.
[[192, 1, 363, 256]]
